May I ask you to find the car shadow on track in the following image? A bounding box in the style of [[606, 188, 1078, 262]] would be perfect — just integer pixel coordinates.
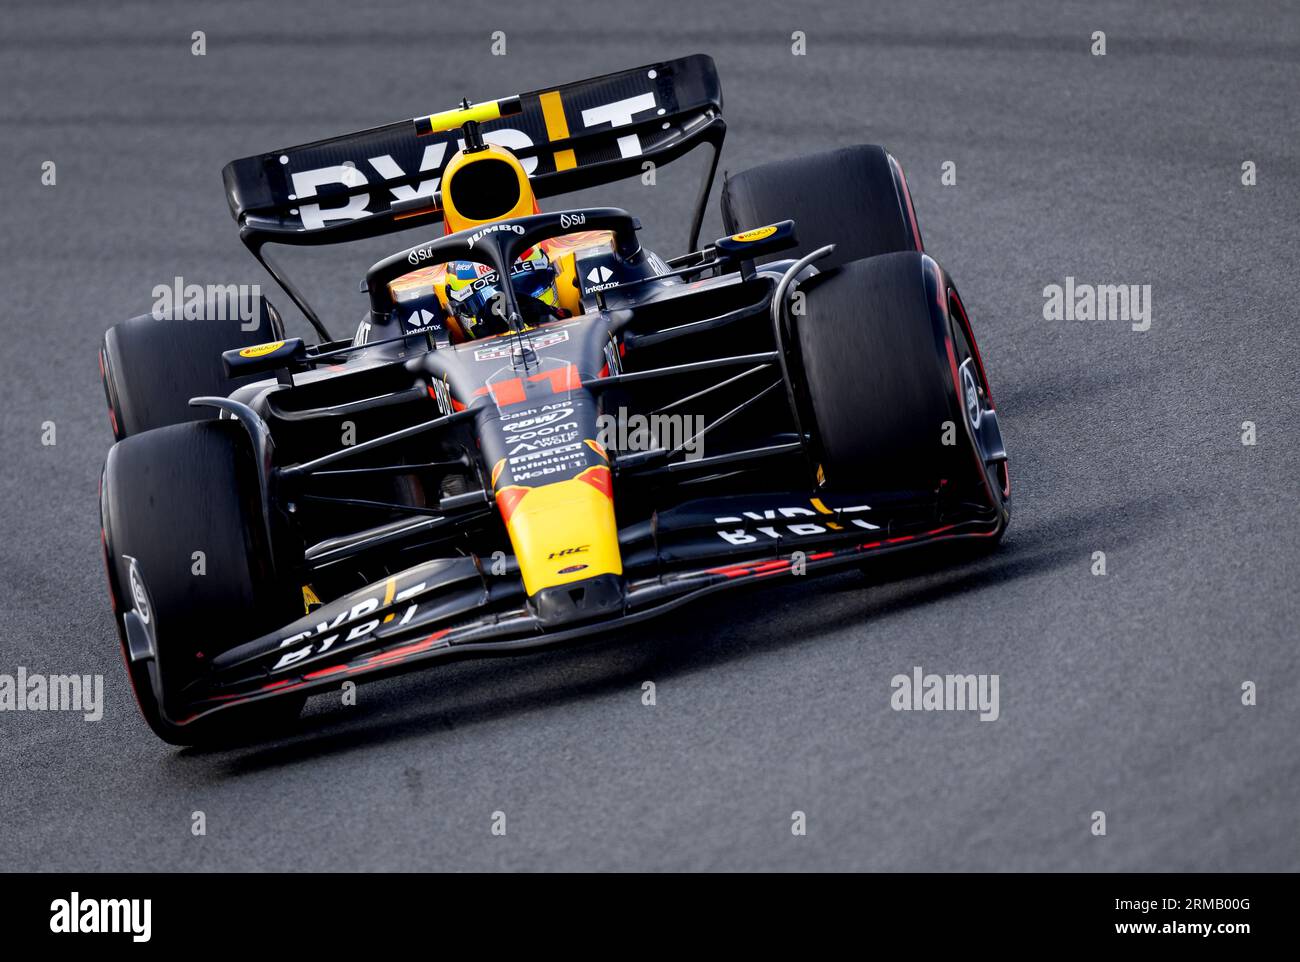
[[183, 492, 1171, 775]]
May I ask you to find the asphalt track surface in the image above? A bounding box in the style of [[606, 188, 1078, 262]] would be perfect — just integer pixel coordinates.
[[1, 1, 1297, 872]]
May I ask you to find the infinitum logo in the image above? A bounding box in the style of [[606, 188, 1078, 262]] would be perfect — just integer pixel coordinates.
[[50, 893, 151, 942]]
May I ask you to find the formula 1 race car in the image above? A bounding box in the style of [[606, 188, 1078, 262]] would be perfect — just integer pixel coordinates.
[[98, 55, 1009, 744]]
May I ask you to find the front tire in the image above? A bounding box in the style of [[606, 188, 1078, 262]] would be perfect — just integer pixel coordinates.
[[101, 419, 303, 745], [794, 252, 1008, 518]]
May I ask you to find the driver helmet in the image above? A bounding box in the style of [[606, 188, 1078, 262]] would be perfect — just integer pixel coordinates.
[[444, 246, 561, 341]]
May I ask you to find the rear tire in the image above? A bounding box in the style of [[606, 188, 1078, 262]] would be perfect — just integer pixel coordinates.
[[101, 419, 303, 745], [721, 144, 922, 270], [99, 294, 284, 441]]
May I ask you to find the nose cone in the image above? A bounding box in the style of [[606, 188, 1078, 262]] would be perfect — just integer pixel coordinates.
[[530, 573, 624, 626], [497, 464, 621, 596]]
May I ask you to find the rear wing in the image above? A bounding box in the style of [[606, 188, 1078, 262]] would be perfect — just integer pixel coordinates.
[[222, 54, 724, 339], [222, 54, 724, 249]]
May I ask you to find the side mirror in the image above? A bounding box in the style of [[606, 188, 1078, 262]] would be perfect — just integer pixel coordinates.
[[222, 337, 307, 378], [713, 220, 798, 261]]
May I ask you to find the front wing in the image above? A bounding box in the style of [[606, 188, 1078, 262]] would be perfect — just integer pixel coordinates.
[[122, 491, 1005, 728]]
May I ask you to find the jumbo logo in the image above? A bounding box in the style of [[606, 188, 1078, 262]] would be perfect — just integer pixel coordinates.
[[467, 223, 526, 249], [289, 93, 661, 232]]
